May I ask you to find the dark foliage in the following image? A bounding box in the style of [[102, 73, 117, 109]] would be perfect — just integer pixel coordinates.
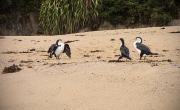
[[99, 0, 178, 26], [0, 0, 40, 24], [0, 0, 40, 13]]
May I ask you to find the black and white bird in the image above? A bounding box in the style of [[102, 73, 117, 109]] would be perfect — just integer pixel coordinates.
[[48, 39, 71, 59], [118, 38, 131, 61], [133, 37, 158, 60], [48, 39, 60, 58]]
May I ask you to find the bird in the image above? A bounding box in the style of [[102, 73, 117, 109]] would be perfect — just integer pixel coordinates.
[[118, 38, 131, 61], [48, 39, 60, 58], [133, 37, 158, 60], [48, 39, 71, 59]]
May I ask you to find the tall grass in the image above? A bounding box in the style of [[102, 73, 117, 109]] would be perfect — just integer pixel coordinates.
[[39, 0, 100, 35]]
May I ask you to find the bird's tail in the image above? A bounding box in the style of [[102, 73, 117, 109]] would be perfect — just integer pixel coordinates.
[[127, 56, 132, 60]]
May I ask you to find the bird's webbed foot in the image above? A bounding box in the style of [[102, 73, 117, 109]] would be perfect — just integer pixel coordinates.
[[117, 56, 123, 61]]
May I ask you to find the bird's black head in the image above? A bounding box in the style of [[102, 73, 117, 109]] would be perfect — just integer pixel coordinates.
[[136, 37, 142, 43], [56, 39, 62, 45], [120, 38, 124, 42], [64, 44, 71, 58], [56, 39, 60, 45]]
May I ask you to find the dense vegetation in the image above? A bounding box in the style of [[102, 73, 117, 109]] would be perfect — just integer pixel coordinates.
[[0, 0, 179, 35], [0, 0, 39, 11], [100, 0, 179, 27], [39, 0, 100, 34]]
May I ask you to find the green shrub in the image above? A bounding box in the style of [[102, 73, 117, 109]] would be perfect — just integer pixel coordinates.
[[99, 0, 178, 26], [151, 11, 172, 26]]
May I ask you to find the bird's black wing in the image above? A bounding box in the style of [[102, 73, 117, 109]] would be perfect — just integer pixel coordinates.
[[48, 44, 57, 53], [136, 43, 151, 54], [63, 44, 71, 58], [120, 46, 130, 57]]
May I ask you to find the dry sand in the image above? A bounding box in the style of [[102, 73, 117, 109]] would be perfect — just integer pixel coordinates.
[[0, 26, 180, 110]]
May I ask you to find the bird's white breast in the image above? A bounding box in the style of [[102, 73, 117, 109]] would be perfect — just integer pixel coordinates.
[[133, 41, 141, 54], [119, 42, 122, 47], [55, 43, 65, 56]]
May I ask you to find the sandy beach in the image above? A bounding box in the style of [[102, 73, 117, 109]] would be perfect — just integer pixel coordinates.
[[0, 26, 180, 110]]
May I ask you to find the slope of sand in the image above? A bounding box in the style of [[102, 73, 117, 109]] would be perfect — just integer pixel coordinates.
[[0, 26, 180, 110]]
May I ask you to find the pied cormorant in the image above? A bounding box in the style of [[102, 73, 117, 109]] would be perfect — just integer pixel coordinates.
[[118, 38, 131, 61], [133, 37, 158, 60], [48, 39, 71, 59]]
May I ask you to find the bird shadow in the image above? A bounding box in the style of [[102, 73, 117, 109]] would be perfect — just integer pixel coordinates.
[[108, 60, 128, 63]]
